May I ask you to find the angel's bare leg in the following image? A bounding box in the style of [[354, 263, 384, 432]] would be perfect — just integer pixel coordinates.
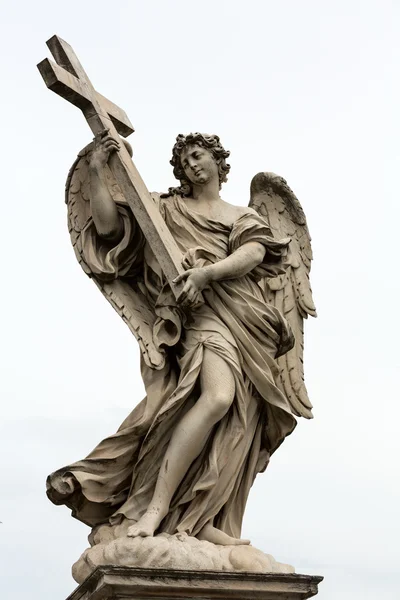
[[127, 349, 235, 538]]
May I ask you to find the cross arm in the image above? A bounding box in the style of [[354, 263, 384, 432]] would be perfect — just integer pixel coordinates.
[[37, 36, 134, 137], [37, 57, 91, 110], [37, 57, 134, 137]]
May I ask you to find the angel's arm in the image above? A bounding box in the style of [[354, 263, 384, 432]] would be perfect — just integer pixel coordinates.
[[205, 207, 269, 280], [174, 241, 265, 306], [89, 131, 124, 243], [207, 242, 265, 281]]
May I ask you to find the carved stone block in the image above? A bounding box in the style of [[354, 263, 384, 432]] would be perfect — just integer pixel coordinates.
[[66, 566, 323, 600]]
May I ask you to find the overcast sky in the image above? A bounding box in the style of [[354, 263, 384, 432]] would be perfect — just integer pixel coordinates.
[[0, 1, 399, 599]]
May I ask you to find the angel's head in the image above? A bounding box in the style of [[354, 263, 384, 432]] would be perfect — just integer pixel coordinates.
[[164, 133, 231, 197]]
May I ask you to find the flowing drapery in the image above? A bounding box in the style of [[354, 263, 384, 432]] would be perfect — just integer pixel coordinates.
[[47, 195, 297, 538]]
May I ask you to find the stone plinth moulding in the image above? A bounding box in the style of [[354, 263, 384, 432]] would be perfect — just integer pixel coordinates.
[[66, 566, 324, 600]]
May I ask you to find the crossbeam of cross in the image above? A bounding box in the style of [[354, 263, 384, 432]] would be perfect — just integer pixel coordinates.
[[38, 35, 185, 297]]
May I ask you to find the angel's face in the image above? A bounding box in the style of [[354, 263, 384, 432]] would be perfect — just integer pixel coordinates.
[[180, 144, 219, 188]]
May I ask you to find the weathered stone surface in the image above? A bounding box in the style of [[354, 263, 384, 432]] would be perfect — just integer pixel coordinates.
[[39, 36, 319, 589], [67, 567, 323, 600], [72, 531, 295, 584]]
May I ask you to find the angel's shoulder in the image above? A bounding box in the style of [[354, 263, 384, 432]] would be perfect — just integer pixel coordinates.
[[236, 206, 258, 217], [217, 203, 260, 228], [230, 204, 259, 221]]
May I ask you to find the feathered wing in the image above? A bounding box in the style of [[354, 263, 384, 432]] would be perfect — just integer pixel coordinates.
[[66, 142, 166, 370], [249, 172, 316, 418]]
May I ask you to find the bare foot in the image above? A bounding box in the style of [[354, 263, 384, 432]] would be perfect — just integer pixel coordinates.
[[126, 508, 165, 538], [197, 523, 251, 546]]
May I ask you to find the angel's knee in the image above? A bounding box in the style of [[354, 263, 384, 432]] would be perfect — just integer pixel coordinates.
[[198, 348, 236, 423], [197, 390, 233, 424]]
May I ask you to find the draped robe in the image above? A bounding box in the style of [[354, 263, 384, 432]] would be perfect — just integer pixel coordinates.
[[47, 194, 297, 539]]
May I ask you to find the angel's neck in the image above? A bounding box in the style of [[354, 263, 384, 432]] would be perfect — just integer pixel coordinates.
[[191, 180, 220, 204]]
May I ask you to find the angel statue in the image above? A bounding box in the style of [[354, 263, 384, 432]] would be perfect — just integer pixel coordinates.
[[47, 130, 316, 574]]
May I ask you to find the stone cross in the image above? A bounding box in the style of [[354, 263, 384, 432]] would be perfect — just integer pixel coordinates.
[[37, 35, 184, 297]]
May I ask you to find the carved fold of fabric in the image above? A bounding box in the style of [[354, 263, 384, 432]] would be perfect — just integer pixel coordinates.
[[152, 284, 183, 351], [46, 363, 178, 527], [229, 212, 291, 280], [181, 247, 219, 271], [80, 204, 144, 281], [46, 193, 297, 535]]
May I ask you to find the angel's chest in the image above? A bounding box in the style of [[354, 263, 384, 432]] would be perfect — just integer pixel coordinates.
[[166, 217, 229, 258], [175, 223, 229, 254]]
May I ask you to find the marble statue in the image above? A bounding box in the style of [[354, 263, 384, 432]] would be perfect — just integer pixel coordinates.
[[38, 36, 316, 583]]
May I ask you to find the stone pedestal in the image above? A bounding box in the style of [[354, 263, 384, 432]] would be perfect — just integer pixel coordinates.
[[66, 566, 323, 600]]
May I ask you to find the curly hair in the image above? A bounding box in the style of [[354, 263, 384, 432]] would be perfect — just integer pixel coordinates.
[[163, 133, 231, 197]]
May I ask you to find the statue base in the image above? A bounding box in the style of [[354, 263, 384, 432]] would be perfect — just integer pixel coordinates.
[[72, 530, 297, 583], [66, 566, 323, 599]]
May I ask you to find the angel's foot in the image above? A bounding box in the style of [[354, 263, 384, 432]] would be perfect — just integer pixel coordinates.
[[126, 508, 166, 538], [197, 523, 251, 546]]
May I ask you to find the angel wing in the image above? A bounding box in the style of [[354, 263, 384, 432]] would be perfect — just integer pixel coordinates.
[[249, 172, 316, 419], [66, 142, 166, 370]]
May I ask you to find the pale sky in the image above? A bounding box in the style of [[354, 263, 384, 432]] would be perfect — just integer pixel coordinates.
[[0, 1, 399, 599]]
